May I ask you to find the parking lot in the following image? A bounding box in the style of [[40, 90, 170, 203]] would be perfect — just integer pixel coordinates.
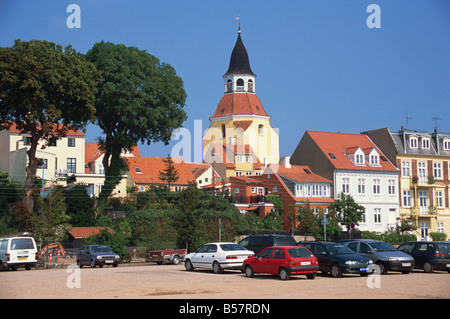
[[1, 262, 449, 299]]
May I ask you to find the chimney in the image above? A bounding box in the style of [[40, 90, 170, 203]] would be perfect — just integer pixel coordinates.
[[282, 156, 291, 168]]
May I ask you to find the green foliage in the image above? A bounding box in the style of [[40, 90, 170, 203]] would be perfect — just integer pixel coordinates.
[[0, 172, 22, 235], [85, 41, 187, 200], [296, 201, 321, 239], [84, 229, 130, 261], [159, 155, 180, 189], [430, 232, 447, 241], [361, 231, 416, 246], [63, 184, 95, 226], [328, 193, 365, 231]]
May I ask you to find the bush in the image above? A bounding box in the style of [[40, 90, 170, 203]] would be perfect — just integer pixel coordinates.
[[362, 231, 416, 246], [430, 232, 447, 241]]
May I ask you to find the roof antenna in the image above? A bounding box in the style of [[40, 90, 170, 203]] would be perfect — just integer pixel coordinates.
[[403, 112, 412, 129], [432, 116, 442, 132]]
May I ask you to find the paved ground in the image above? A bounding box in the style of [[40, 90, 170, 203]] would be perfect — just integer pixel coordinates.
[[1, 262, 449, 300]]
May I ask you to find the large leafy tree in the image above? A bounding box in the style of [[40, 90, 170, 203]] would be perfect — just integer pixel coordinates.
[[328, 193, 365, 232], [0, 39, 100, 212], [85, 42, 187, 200]]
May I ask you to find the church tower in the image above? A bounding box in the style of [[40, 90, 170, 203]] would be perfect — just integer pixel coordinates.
[[203, 28, 280, 178]]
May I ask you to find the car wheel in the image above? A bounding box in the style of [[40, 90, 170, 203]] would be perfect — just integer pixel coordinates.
[[423, 262, 434, 273], [172, 256, 180, 265], [0, 262, 5, 272], [90, 259, 96, 268], [185, 259, 194, 271], [330, 264, 342, 278], [213, 261, 223, 274], [279, 268, 290, 280], [113, 263, 118, 267], [77, 260, 82, 268], [376, 262, 386, 274], [306, 272, 316, 280], [245, 265, 254, 278]]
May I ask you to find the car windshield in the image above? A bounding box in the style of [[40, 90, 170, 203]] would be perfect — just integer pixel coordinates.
[[287, 248, 314, 258], [91, 245, 112, 253], [368, 242, 396, 252], [11, 238, 34, 250], [326, 244, 354, 255], [220, 243, 246, 251]]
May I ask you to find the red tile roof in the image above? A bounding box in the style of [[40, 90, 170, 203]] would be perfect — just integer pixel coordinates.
[[210, 93, 269, 120], [269, 164, 331, 183], [184, 162, 219, 179], [126, 157, 197, 185], [4, 122, 85, 136], [306, 131, 398, 172], [68, 227, 114, 239]]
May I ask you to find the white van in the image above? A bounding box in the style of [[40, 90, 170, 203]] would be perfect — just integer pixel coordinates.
[[0, 236, 38, 271]]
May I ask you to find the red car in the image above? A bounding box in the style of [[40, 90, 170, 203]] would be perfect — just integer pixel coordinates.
[[243, 246, 319, 280]]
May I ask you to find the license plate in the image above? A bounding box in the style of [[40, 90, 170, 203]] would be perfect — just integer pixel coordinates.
[[359, 267, 368, 272], [301, 261, 311, 266], [105, 260, 113, 263], [18, 257, 27, 260], [402, 263, 411, 267]]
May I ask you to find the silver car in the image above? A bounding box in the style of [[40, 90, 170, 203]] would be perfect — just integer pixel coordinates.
[[339, 239, 414, 274]]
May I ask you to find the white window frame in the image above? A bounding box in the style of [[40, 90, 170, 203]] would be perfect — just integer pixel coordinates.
[[433, 162, 442, 179], [401, 161, 410, 177], [374, 208, 381, 223], [402, 190, 411, 207], [409, 137, 418, 148], [373, 179, 381, 195]]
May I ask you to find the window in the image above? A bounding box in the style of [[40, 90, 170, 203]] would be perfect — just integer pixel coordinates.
[[433, 162, 442, 179], [370, 155, 379, 166], [374, 208, 381, 223], [248, 79, 253, 92], [402, 190, 411, 207], [355, 153, 364, 165], [436, 191, 443, 208], [419, 190, 427, 214], [68, 138, 75, 147], [236, 78, 244, 91], [437, 222, 444, 234], [67, 158, 76, 173], [23, 136, 32, 145], [418, 162, 426, 184], [420, 222, 429, 239], [245, 171, 252, 176], [342, 178, 350, 194], [444, 139, 450, 150], [236, 155, 243, 163], [174, 186, 183, 192], [245, 155, 252, 162], [235, 171, 243, 176], [135, 167, 142, 174], [422, 138, 430, 149], [401, 161, 410, 177], [258, 124, 264, 135], [139, 186, 145, 192], [328, 153, 336, 159], [358, 178, 366, 194], [388, 179, 396, 195], [273, 186, 278, 193], [235, 188, 240, 194], [226, 79, 232, 92], [373, 179, 381, 194], [409, 137, 418, 148]]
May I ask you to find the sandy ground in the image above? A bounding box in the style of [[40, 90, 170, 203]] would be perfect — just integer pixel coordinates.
[[1, 262, 449, 299]]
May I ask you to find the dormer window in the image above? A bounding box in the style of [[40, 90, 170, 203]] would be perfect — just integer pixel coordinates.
[[355, 153, 364, 165], [370, 154, 379, 165], [135, 167, 142, 174], [422, 138, 430, 149], [444, 139, 450, 150], [409, 136, 418, 148]]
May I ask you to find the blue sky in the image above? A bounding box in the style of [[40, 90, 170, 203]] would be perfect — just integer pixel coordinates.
[[1, 0, 449, 161]]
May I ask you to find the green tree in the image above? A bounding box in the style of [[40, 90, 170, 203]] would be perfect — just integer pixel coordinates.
[[0, 39, 100, 212], [85, 41, 187, 201], [159, 155, 180, 190], [328, 193, 365, 233], [296, 201, 321, 240]]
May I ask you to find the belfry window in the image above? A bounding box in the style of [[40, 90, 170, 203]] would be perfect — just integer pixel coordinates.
[[226, 79, 232, 92], [248, 79, 253, 92], [236, 78, 244, 92]]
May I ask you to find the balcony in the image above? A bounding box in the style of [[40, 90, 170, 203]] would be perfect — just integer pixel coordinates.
[[410, 176, 436, 188], [227, 195, 268, 205]]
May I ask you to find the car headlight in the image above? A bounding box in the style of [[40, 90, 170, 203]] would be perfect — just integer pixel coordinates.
[[368, 260, 373, 264], [115, 255, 120, 260], [388, 257, 398, 261], [97, 256, 102, 260], [345, 261, 357, 265]]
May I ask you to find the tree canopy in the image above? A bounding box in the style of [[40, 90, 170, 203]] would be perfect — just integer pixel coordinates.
[[85, 41, 187, 200], [0, 39, 101, 212]]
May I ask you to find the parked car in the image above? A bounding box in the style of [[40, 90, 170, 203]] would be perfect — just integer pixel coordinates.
[[238, 234, 297, 255], [184, 242, 254, 273], [0, 236, 38, 271], [77, 245, 120, 268], [298, 241, 373, 277], [339, 239, 415, 274], [397, 241, 450, 273], [243, 246, 319, 280]]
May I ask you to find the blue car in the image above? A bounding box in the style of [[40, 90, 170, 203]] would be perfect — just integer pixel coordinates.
[[297, 242, 373, 277], [77, 245, 120, 268]]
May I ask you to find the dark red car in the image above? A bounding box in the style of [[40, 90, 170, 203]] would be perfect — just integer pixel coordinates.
[[243, 246, 319, 280]]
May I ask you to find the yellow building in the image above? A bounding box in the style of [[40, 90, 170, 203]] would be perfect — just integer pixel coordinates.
[[365, 127, 450, 240], [203, 28, 279, 178]]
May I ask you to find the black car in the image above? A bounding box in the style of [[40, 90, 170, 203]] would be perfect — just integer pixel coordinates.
[[397, 241, 450, 273], [77, 245, 120, 268], [238, 235, 297, 255], [298, 241, 373, 278]]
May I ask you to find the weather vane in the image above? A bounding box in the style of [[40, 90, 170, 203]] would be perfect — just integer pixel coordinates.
[[235, 16, 241, 33]]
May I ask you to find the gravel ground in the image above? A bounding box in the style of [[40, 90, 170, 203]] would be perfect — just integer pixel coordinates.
[[1, 262, 449, 299]]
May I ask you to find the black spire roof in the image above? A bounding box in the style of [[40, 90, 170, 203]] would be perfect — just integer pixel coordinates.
[[223, 30, 255, 77]]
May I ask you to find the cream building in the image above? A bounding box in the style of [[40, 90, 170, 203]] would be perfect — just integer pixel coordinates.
[[203, 28, 279, 178], [364, 127, 450, 240]]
